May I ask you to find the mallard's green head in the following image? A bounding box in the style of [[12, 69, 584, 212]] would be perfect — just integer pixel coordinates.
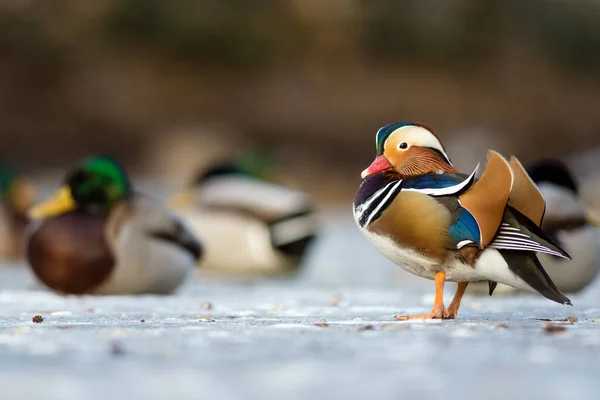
[[234, 150, 272, 180], [29, 156, 131, 219], [67, 156, 131, 211], [170, 150, 272, 209], [195, 150, 273, 184]]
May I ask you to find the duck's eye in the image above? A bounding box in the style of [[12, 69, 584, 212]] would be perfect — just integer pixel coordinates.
[[398, 142, 409, 150]]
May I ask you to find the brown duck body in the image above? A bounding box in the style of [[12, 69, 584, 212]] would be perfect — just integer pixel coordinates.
[[27, 211, 114, 294], [27, 196, 202, 295]]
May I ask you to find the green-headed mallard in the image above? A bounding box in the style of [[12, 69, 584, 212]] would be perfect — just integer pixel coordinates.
[[26, 156, 202, 295], [0, 165, 36, 259], [170, 152, 318, 276]]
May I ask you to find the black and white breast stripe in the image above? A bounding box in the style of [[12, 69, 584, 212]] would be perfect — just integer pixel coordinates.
[[488, 223, 569, 258], [355, 180, 403, 227]]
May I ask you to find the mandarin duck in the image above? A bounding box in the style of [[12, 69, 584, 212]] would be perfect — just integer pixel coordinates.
[[169, 152, 318, 276], [26, 156, 202, 295], [354, 122, 571, 320], [471, 159, 600, 295], [0, 166, 37, 259]]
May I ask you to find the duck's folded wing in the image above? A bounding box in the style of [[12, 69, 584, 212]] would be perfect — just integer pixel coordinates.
[[148, 220, 204, 261], [435, 197, 481, 249], [268, 210, 318, 255], [197, 177, 314, 223], [459, 151, 513, 247], [124, 196, 204, 261], [487, 207, 570, 259]]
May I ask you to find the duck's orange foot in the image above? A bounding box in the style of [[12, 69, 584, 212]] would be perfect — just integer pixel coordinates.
[[395, 306, 449, 321], [444, 306, 459, 320]]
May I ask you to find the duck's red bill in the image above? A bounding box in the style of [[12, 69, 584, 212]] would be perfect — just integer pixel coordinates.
[[361, 155, 393, 178]]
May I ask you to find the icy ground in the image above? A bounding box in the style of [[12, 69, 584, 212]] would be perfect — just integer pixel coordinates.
[[1, 214, 600, 400]]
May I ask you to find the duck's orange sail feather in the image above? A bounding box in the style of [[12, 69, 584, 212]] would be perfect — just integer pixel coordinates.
[[459, 151, 513, 247]]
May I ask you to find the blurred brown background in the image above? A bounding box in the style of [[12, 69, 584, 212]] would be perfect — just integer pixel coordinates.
[[1, 0, 600, 203]]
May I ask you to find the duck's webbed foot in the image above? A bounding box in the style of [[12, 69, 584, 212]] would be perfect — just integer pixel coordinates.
[[395, 275, 469, 321], [395, 304, 449, 320]]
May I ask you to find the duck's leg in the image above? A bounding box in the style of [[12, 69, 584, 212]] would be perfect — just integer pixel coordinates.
[[395, 271, 448, 320], [445, 282, 468, 319]]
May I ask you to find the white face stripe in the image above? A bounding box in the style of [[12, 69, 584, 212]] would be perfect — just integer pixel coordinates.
[[388, 125, 453, 165]]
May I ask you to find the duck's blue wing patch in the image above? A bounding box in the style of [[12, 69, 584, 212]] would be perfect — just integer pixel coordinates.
[[448, 207, 481, 247]]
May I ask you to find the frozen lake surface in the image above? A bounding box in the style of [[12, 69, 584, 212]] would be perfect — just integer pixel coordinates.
[[1, 214, 599, 400]]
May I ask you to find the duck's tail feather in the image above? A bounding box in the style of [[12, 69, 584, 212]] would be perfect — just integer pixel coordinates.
[[268, 211, 318, 258], [500, 250, 571, 305]]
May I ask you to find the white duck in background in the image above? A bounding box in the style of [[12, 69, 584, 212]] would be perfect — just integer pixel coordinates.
[[170, 152, 319, 276], [470, 159, 600, 295]]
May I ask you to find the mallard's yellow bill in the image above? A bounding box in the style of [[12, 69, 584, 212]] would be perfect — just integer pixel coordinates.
[[28, 186, 76, 219], [585, 208, 600, 227], [168, 189, 196, 209], [588, 217, 600, 228]]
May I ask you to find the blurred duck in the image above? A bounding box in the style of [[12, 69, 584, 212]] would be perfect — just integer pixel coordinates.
[[170, 152, 319, 276], [0, 166, 36, 259], [470, 159, 600, 295], [355, 122, 571, 320], [26, 156, 202, 295]]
